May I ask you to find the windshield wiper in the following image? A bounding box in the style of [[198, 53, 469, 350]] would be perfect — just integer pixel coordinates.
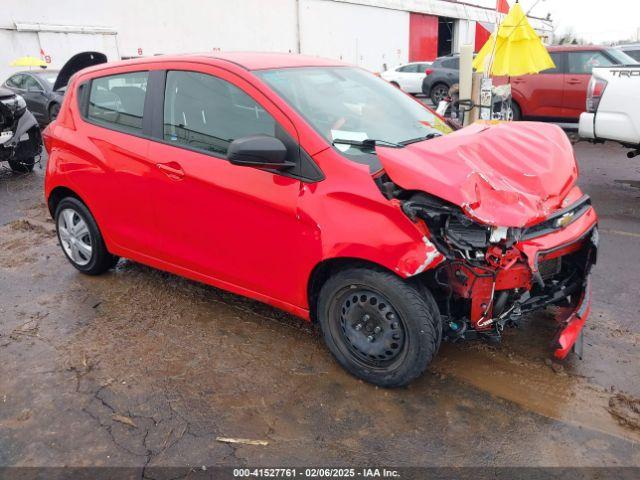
[[332, 138, 404, 149], [400, 132, 443, 145]]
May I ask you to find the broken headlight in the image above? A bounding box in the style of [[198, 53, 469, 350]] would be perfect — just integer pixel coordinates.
[[0, 94, 26, 116], [444, 215, 490, 250]]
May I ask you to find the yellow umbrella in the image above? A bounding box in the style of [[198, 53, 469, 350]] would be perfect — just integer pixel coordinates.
[[10, 56, 47, 67], [473, 1, 555, 76]]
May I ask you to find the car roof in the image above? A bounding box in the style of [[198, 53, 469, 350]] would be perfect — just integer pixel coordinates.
[[547, 45, 610, 52], [619, 43, 640, 49], [12, 69, 59, 76], [76, 52, 346, 76]]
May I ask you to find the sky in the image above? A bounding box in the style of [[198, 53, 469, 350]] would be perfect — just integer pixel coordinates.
[[472, 0, 640, 44]]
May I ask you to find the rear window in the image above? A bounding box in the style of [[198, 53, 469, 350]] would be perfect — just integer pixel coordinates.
[[441, 58, 459, 69], [87, 71, 148, 134]]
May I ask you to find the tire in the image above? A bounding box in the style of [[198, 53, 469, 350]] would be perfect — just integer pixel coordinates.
[[390, 81, 400, 89], [317, 267, 441, 388], [54, 197, 119, 275], [49, 103, 60, 122], [8, 158, 34, 173], [430, 83, 449, 105], [511, 101, 522, 121]]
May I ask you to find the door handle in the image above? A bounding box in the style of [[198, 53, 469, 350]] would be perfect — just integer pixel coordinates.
[[157, 161, 184, 179], [567, 79, 582, 85]]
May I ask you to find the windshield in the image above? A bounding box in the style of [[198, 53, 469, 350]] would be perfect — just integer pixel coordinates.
[[256, 67, 452, 168], [607, 48, 639, 65]]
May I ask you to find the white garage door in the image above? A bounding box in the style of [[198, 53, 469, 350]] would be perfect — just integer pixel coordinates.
[[37, 31, 120, 71]]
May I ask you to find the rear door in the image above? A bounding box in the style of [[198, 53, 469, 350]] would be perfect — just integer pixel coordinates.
[[511, 51, 565, 119], [563, 50, 615, 120], [76, 70, 158, 256], [396, 64, 420, 91]]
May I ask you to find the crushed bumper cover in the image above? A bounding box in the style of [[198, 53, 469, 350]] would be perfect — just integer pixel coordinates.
[[553, 279, 591, 360]]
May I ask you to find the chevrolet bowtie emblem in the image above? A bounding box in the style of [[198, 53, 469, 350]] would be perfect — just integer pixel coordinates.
[[555, 212, 575, 228]]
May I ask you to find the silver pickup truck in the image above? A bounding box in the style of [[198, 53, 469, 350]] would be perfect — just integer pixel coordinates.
[[579, 66, 640, 157]]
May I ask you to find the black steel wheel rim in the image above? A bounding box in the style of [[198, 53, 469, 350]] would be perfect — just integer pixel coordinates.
[[332, 288, 407, 369], [432, 85, 448, 103]]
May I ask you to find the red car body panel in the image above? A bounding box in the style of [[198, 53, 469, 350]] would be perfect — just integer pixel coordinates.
[[376, 122, 578, 228], [44, 53, 596, 359]]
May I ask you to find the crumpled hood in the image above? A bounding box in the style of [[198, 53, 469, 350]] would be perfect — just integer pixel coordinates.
[[377, 122, 577, 228]]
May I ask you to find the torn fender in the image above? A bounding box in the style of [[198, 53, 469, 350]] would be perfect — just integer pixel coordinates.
[[376, 122, 578, 228]]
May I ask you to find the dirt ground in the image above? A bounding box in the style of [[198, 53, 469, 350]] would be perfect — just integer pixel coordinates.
[[1, 140, 639, 473]]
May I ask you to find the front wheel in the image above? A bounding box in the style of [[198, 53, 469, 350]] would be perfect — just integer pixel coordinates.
[[317, 267, 441, 387], [8, 158, 35, 173], [55, 197, 119, 275]]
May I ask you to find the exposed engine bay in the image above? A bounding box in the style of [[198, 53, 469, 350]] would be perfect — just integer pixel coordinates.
[[376, 173, 598, 354]]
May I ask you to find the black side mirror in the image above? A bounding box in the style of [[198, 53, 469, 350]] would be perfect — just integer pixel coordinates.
[[227, 135, 294, 170]]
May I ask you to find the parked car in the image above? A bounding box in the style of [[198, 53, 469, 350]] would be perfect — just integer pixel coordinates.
[[44, 53, 598, 387], [421, 54, 460, 104], [508, 45, 638, 122], [3, 52, 107, 125], [380, 61, 432, 94], [424, 46, 637, 122], [3, 70, 63, 124], [579, 65, 640, 156], [0, 86, 42, 172], [617, 43, 640, 62]]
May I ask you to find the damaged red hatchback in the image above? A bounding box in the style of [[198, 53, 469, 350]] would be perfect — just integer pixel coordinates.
[[43, 53, 598, 387]]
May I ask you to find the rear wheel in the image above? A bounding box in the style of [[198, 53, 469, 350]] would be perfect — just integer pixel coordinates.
[[430, 83, 449, 105], [317, 267, 441, 387], [55, 197, 119, 275]]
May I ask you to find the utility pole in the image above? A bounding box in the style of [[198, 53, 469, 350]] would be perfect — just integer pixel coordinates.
[[295, 0, 302, 53]]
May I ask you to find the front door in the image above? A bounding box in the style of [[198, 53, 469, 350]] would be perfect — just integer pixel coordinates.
[[563, 50, 615, 120], [147, 67, 304, 302]]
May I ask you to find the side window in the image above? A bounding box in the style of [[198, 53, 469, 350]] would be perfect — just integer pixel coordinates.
[[398, 64, 418, 73], [442, 58, 459, 69], [567, 51, 614, 74], [87, 71, 148, 134], [542, 52, 564, 74], [7, 74, 25, 89], [23, 75, 43, 92], [163, 70, 276, 156]]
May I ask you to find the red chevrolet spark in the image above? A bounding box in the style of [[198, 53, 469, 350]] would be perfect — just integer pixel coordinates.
[[43, 53, 598, 387]]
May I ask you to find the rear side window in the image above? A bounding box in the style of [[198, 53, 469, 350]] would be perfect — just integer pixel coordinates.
[[567, 51, 614, 74], [398, 64, 419, 73], [163, 71, 275, 156], [543, 52, 564, 74], [87, 71, 148, 134]]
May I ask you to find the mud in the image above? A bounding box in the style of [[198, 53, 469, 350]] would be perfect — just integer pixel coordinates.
[[1, 142, 640, 468]]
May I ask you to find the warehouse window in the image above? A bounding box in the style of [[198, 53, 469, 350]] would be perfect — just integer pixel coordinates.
[[163, 71, 275, 156], [87, 72, 148, 134]]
